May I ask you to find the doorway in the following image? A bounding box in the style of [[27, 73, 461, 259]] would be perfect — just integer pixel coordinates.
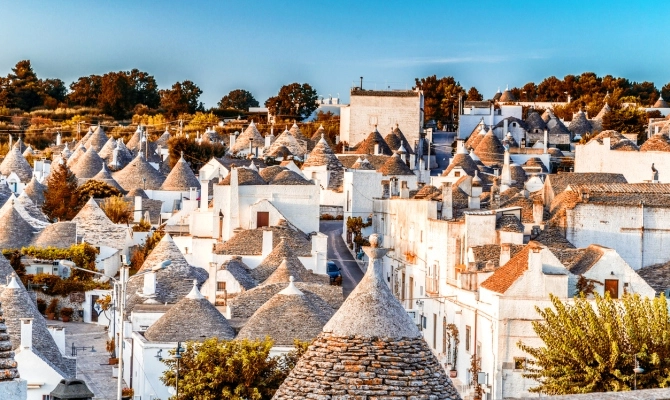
[[256, 211, 269, 228], [605, 279, 619, 299]]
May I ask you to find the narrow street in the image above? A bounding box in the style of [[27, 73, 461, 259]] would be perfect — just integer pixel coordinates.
[[320, 220, 364, 298]]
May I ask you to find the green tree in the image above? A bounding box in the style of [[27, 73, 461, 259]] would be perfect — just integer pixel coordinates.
[[68, 75, 102, 107], [160, 81, 204, 118], [661, 82, 670, 103], [264, 82, 318, 121], [518, 293, 670, 395], [5, 60, 43, 110], [42, 162, 82, 221], [160, 337, 307, 400], [466, 86, 483, 102], [167, 136, 227, 172], [602, 105, 648, 140], [76, 180, 122, 203], [414, 75, 465, 124], [100, 196, 132, 224], [218, 89, 259, 110]]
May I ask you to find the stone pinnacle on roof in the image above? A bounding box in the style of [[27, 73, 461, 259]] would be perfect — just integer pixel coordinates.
[[160, 152, 200, 191], [273, 233, 461, 399]]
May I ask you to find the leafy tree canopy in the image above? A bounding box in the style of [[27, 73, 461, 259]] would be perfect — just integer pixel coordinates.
[[160, 80, 204, 118], [265, 82, 318, 121], [218, 89, 259, 110], [42, 162, 82, 221], [518, 293, 670, 395], [413, 75, 465, 124]]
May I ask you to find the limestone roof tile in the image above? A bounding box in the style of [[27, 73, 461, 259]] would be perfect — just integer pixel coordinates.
[[160, 154, 201, 191], [30, 221, 77, 249], [70, 145, 104, 179], [0, 202, 36, 249], [267, 129, 306, 157], [83, 126, 108, 152], [654, 96, 669, 109], [236, 278, 333, 345], [568, 110, 593, 137], [71, 198, 128, 250], [470, 244, 524, 270], [259, 166, 286, 182], [90, 165, 125, 193], [23, 176, 46, 207], [378, 153, 414, 176], [232, 122, 265, 153], [337, 154, 389, 170], [0, 147, 33, 183], [112, 153, 165, 191], [270, 170, 313, 185], [474, 130, 506, 165], [219, 167, 267, 186], [640, 133, 670, 152], [144, 282, 235, 342], [525, 111, 548, 132], [221, 257, 257, 290], [351, 128, 393, 156], [637, 261, 670, 294], [216, 222, 312, 257]]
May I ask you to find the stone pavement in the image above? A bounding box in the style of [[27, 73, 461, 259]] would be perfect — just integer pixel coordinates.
[[50, 320, 118, 400]]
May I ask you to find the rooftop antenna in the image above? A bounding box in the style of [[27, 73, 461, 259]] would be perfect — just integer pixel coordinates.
[[360, 76, 363, 90]]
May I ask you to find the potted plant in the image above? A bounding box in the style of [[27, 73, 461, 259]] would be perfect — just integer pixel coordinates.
[[36, 298, 47, 315], [121, 387, 134, 400], [469, 354, 484, 400], [60, 307, 74, 322], [107, 338, 118, 365], [46, 298, 59, 320], [446, 323, 459, 378]]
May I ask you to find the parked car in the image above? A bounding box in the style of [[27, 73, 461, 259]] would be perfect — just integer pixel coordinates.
[[326, 261, 341, 283]]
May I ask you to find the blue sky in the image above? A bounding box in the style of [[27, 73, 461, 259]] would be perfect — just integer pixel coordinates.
[[1, 0, 668, 108]]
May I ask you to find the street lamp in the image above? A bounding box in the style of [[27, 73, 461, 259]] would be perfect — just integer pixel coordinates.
[[156, 342, 186, 398], [70, 259, 171, 400], [633, 354, 644, 390]]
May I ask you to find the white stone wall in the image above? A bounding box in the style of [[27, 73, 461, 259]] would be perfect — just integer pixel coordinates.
[[574, 140, 670, 183], [132, 333, 173, 400], [15, 349, 64, 400], [566, 203, 670, 269], [340, 92, 423, 146]]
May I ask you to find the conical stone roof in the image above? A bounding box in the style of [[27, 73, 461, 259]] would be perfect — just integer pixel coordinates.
[[23, 176, 45, 206], [12, 138, 27, 154], [107, 140, 134, 171], [70, 145, 104, 179], [84, 126, 108, 152], [144, 281, 234, 342], [161, 153, 200, 191], [0, 182, 12, 209], [568, 110, 593, 137], [353, 128, 393, 155], [252, 239, 310, 283], [0, 147, 33, 183], [264, 258, 306, 285], [112, 153, 165, 191], [0, 297, 19, 381], [303, 135, 343, 170], [232, 121, 265, 153], [310, 124, 333, 148], [0, 275, 75, 378], [526, 111, 547, 132], [67, 144, 87, 168], [91, 164, 124, 192], [267, 129, 306, 157], [125, 234, 209, 315], [155, 128, 171, 148], [237, 277, 333, 345], [0, 201, 36, 249], [15, 192, 49, 227], [654, 96, 669, 109], [289, 123, 310, 143], [474, 130, 506, 165], [97, 137, 117, 162], [351, 156, 375, 170], [273, 235, 461, 399], [22, 145, 34, 157], [499, 86, 517, 102], [259, 166, 286, 182], [594, 103, 611, 120], [126, 126, 143, 151], [379, 153, 414, 176]]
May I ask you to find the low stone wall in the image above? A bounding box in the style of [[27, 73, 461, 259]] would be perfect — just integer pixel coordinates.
[[522, 388, 670, 399], [34, 291, 86, 323]]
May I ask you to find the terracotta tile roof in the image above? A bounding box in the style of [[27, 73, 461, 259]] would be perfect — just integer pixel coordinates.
[[481, 242, 542, 293], [499, 193, 534, 223]]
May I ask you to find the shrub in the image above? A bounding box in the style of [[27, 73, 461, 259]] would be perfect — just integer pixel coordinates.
[[60, 307, 74, 318], [36, 298, 47, 314], [100, 196, 132, 224], [46, 298, 59, 315]]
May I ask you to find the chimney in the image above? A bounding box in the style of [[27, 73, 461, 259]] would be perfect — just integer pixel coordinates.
[[262, 230, 273, 258], [143, 271, 156, 297], [655, 126, 660, 135], [499, 243, 512, 267], [265, 134, 272, 148], [374, 141, 380, 155], [603, 137, 611, 149], [500, 149, 512, 191], [229, 132, 236, 150], [529, 246, 542, 274], [134, 196, 143, 223], [543, 129, 548, 154], [441, 182, 453, 219], [503, 119, 508, 138], [456, 140, 466, 154], [56, 132, 62, 146], [112, 144, 119, 168], [20, 318, 33, 350], [533, 197, 544, 225], [249, 138, 254, 156], [200, 179, 210, 211], [400, 181, 409, 199]]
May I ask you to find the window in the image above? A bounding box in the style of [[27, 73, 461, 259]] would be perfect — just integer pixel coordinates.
[[42, 395, 51, 400], [512, 122, 517, 127], [465, 325, 471, 352], [217, 282, 226, 291], [454, 171, 460, 177], [514, 357, 527, 370], [36, 267, 43, 274]]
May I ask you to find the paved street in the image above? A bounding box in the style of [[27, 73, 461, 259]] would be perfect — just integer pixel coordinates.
[[320, 220, 364, 298], [53, 321, 118, 400]]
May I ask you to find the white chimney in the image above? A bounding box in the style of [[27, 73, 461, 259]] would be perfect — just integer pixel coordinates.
[[134, 196, 143, 223], [265, 134, 272, 149], [20, 318, 33, 350], [533, 197, 544, 225], [143, 271, 156, 297], [262, 230, 273, 258], [374, 142, 380, 155], [503, 119, 508, 138], [441, 182, 453, 220], [56, 132, 62, 146], [500, 244, 512, 267], [655, 126, 660, 135], [229, 132, 236, 150], [200, 179, 210, 211], [529, 246, 543, 274], [543, 129, 548, 154]]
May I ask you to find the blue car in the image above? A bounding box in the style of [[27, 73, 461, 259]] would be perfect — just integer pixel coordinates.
[[326, 261, 341, 283]]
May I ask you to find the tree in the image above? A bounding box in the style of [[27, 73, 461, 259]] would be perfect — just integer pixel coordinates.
[[5, 60, 43, 110], [167, 136, 226, 172], [466, 87, 483, 102], [602, 105, 648, 141], [76, 180, 122, 204], [414, 75, 465, 124], [518, 293, 670, 395], [42, 162, 82, 221], [100, 196, 132, 224], [160, 337, 307, 400], [661, 82, 670, 103], [218, 89, 259, 110], [160, 81, 204, 118], [130, 230, 165, 271], [264, 82, 318, 121], [68, 75, 102, 107]]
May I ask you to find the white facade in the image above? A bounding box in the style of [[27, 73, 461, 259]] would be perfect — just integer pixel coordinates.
[[459, 105, 522, 140], [339, 90, 424, 146]]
